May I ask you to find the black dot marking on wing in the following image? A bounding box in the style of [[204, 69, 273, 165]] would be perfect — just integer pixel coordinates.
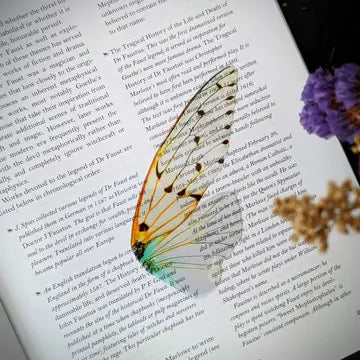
[[134, 242, 145, 260], [194, 136, 200, 145], [195, 163, 202, 172], [177, 189, 186, 196], [218, 158, 224, 164], [226, 95, 235, 101], [225, 110, 234, 115], [190, 193, 203, 201], [155, 162, 162, 179], [228, 82, 236, 87], [224, 124, 231, 130], [139, 223, 149, 232], [164, 184, 173, 193], [198, 110, 205, 116], [216, 83, 222, 89], [223, 140, 229, 145]]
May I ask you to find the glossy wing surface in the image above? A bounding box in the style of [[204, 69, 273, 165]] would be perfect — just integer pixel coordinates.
[[141, 192, 242, 295], [132, 66, 238, 250]]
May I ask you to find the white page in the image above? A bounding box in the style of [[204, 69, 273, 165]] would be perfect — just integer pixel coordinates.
[[0, 301, 28, 360], [1, 1, 359, 359]]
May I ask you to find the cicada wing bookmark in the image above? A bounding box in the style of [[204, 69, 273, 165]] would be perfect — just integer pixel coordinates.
[[131, 66, 242, 295], [141, 191, 242, 295]]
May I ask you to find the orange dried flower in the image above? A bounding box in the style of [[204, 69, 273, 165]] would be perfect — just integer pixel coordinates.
[[273, 179, 360, 252], [351, 135, 360, 154]]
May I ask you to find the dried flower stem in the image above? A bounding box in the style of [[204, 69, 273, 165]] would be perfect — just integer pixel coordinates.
[[273, 180, 360, 252]]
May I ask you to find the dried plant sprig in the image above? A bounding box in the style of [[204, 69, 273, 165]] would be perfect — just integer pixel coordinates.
[[273, 179, 360, 252], [351, 135, 360, 154]]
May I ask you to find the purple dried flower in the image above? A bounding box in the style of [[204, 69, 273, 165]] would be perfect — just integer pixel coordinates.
[[326, 106, 360, 143], [335, 63, 360, 110], [300, 64, 360, 143], [301, 68, 334, 112], [300, 102, 332, 139], [333, 63, 360, 141], [300, 68, 335, 139]]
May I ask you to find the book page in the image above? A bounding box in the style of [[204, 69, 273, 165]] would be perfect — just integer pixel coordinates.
[[1, 1, 359, 359], [0, 301, 28, 360]]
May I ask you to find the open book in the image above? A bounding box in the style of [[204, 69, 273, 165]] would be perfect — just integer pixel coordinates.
[[1, 0, 359, 359]]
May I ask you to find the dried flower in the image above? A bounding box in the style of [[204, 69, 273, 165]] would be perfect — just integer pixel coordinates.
[[351, 135, 360, 154], [300, 68, 334, 139], [273, 180, 360, 252], [300, 64, 360, 143], [300, 102, 332, 139], [335, 63, 360, 110]]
